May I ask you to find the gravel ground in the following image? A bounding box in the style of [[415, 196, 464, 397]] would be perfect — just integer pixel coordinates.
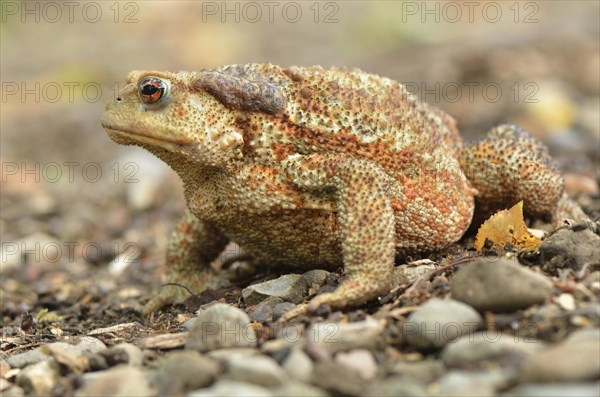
[[1, 142, 598, 396], [2, 7, 599, 396]]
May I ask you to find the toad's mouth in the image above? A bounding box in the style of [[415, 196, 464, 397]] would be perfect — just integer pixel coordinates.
[[102, 125, 194, 147]]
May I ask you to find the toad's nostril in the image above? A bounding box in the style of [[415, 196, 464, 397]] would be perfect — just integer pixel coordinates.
[[116, 97, 122, 102]]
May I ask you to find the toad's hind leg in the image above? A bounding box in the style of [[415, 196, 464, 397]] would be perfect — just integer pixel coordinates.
[[459, 124, 590, 226], [142, 209, 229, 316]]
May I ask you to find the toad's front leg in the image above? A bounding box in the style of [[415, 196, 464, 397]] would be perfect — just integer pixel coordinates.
[[142, 209, 229, 316], [279, 155, 396, 322]]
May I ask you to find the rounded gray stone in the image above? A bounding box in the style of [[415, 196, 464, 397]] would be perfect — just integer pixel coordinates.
[[75, 365, 152, 397], [154, 351, 220, 395], [441, 331, 542, 370], [404, 298, 484, 350], [451, 259, 553, 312], [520, 336, 600, 382], [225, 355, 288, 387]]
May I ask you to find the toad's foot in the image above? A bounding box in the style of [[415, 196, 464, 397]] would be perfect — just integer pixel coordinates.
[[142, 284, 195, 317], [142, 265, 229, 316], [277, 271, 390, 322]]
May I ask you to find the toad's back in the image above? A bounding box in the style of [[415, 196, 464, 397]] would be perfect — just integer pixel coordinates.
[[206, 64, 465, 175]]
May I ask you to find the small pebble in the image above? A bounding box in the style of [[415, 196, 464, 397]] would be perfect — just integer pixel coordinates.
[[566, 328, 600, 343], [206, 348, 259, 361], [15, 359, 60, 396], [539, 228, 600, 272], [334, 349, 378, 380], [282, 348, 314, 383], [306, 316, 384, 352], [273, 302, 297, 321], [404, 298, 484, 350], [302, 269, 330, 286], [390, 359, 446, 383], [154, 351, 220, 396], [225, 355, 288, 387], [186, 304, 257, 352], [2, 386, 25, 397], [189, 380, 274, 397], [366, 375, 429, 397], [76, 365, 152, 396], [7, 338, 106, 369], [435, 369, 513, 397], [99, 343, 143, 367], [392, 262, 436, 286], [242, 274, 308, 305], [311, 361, 367, 396], [274, 380, 330, 397], [247, 296, 284, 323], [556, 293, 576, 311]]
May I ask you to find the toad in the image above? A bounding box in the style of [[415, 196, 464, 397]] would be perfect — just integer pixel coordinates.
[[101, 64, 590, 320]]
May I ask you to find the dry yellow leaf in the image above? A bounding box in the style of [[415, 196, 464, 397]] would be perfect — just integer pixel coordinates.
[[475, 201, 542, 251]]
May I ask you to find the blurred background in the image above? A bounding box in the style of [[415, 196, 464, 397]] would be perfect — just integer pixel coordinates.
[[1, 1, 599, 316]]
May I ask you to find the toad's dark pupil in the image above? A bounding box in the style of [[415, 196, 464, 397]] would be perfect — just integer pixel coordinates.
[[142, 84, 160, 95]]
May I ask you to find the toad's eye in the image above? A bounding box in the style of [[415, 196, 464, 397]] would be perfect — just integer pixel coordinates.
[[138, 77, 168, 104]]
